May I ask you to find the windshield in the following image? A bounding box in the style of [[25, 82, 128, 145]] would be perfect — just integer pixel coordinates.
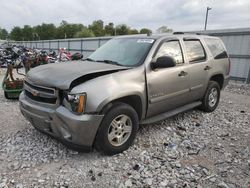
[[88, 38, 155, 67]]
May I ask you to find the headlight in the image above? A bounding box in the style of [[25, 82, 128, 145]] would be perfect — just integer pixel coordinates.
[[64, 93, 87, 114]]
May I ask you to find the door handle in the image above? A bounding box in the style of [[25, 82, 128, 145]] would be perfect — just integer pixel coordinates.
[[178, 71, 188, 77], [204, 65, 212, 71]]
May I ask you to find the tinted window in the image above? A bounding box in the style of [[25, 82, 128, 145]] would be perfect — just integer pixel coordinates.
[[155, 41, 183, 64], [184, 40, 206, 63], [204, 38, 228, 59]]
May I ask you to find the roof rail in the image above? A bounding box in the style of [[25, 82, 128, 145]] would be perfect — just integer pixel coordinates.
[[173, 32, 202, 35], [173, 32, 184, 34]]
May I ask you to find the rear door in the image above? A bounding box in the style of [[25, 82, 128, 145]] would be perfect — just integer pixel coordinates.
[[183, 38, 211, 100], [146, 39, 191, 117]]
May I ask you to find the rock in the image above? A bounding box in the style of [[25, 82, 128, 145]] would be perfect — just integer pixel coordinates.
[[168, 143, 178, 150], [133, 164, 140, 171], [16, 184, 24, 188], [124, 179, 132, 187], [91, 176, 96, 181], [10, 179, 15, 184], [210, 177, 217, 183], [36, 172, 42, 178], [202, 168, 209, 176], [177, 125, 187, 131], [218, 132, 230, 137], [195, 122, 201, 127], [160, 180, 168, 187], [163, 142, 169, 147], [217, 181, 229, 188], [175, 163, 181, 168], [118, 183, 125, 188], [0, 182, 7, 188], [134, 173, 140, 180], [38, 179, 45, 183], [145, 178, 153, 185]]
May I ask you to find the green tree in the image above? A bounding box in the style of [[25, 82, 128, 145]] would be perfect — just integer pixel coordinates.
[[115, 24, 130, 35], [104, 22, 115, 36], [33, 23, 56, 40], [33, 25, 42, 40], [74, 27, 95, 38], [156, 26, 172, 33], [0, 28, 8, 40], [129, 29, 139, 35], [56, 21, 84, 39], [140, 28, 152, 35], [88, 20, 105, 37], [10, 26, 23, 41], [22, 25, 33, 40]]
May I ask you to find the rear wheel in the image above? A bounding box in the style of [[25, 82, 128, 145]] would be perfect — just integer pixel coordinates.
[[94, 103, 139, 155], [200, 81, 220, 112]]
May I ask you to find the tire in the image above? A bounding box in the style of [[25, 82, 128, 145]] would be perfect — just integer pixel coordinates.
[[94, 103, 139, 155], [200, 81, 220, 112]]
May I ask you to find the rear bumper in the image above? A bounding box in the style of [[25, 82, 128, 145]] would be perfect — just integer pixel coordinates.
[[222, 75, 230, 89], [19, 92, 104, 150]]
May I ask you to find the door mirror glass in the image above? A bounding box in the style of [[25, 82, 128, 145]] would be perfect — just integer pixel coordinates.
[[151, 56, 176, 69]]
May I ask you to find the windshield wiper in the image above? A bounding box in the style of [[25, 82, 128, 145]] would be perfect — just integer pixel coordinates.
[[96, 59, 123, 66], [82, 58, 95, 61]]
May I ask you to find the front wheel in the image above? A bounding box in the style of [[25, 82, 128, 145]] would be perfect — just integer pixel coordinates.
[[200, 81, 220, 112], [94, 103, 139, 155]]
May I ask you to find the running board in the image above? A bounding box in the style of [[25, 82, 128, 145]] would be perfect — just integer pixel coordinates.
[[140, 101, 202, 125]]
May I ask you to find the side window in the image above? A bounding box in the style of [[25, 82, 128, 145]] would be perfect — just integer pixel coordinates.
[[204, 38, 228, 59], [184, 40, 206, 63], [155, 41, 184, 64]]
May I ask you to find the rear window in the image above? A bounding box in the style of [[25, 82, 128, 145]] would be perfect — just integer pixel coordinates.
[[204, 38, 228, 59], [184, 40, 206, 63]]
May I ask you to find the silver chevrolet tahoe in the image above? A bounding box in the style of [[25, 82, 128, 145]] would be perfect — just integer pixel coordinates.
[[19, 33, 230, 155]]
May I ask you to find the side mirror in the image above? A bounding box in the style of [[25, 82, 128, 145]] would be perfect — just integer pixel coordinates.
[[151, 56, 176, 69]]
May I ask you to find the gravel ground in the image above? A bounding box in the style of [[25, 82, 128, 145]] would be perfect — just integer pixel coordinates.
[[0, 72, 249, 188], [225, 81, 250, 96]]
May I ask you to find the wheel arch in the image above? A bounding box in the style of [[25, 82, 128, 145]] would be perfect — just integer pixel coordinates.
[[209, 74, 224, 89], [98, 94, 144, 120]]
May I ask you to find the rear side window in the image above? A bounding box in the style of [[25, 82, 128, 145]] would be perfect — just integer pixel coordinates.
[[204, 38, 228, 59], [184, 40, 206, 63]]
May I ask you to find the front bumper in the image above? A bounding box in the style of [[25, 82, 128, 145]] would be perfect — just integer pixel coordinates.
[[19, 92, 104, 150]]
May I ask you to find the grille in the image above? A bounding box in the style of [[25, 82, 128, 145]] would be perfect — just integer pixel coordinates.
[[24, 81, 55, 94], [24, 81, 57, 104], [25, 90, 57, 104]]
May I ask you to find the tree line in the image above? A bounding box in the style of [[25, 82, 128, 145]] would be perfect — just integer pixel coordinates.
[[0, 20, 172, 41]]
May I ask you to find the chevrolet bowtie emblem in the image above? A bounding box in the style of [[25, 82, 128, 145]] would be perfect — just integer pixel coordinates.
[[31, 90, 38, 96]]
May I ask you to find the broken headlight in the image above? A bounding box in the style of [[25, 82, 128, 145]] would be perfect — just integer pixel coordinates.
[[64, 93, 87, 114]]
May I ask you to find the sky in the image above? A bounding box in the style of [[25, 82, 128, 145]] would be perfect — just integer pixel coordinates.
[[0, 0, 250, 32]]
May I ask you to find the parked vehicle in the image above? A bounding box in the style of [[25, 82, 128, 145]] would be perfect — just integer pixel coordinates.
[[37, 50, 49, 65], [71, 52, 83, 60], [0, 45, 21, 68], [58, 48, 71, 62], [48, 50, 57, 63], [0, 44, 58, 99], [19, 33, 230, 155]]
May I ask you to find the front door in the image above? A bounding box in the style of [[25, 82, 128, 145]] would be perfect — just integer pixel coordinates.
[[146, 40, 191, 118]]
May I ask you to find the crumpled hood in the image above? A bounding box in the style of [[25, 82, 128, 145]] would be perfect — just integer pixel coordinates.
[[26, 60, 128, 90]]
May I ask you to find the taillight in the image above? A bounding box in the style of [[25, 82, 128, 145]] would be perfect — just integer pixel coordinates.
[[227, 58, 231, 75]]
